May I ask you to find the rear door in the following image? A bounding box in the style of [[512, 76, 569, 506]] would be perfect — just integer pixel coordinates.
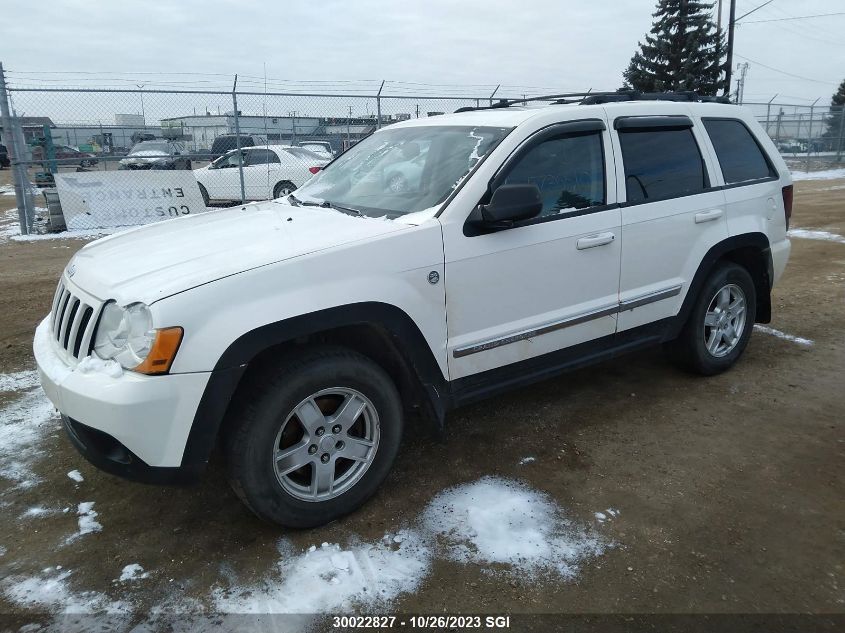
[[608, 105, 728, 334]]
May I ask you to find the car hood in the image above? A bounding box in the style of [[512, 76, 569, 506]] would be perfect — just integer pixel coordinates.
[[68, 200, 408, 305]]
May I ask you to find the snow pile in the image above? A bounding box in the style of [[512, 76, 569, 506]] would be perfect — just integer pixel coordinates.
[[214, 530, 431, 614], [117, 564, 149, 582], [0, 369, 60, 488], [790, 168, 845, 181], [518, 456, 536, 465], [65, 502, 103, 543], [421, 477, 606, 580], [788, 229, 845, 245], [76, 355, 123, 379], [67, 469, 84, 483], [754, 325, 814, 347], [2, 567, 129, 615]]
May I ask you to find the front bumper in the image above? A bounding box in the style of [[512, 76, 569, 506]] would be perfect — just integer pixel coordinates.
[[34, 317, 211, 480]]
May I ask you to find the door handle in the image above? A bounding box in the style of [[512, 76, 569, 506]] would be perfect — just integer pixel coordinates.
[[694, 209, 724, 223], [576, 232, 615, 250]]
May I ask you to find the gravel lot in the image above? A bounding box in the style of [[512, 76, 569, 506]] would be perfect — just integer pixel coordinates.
[[0, 169, 843, 630]]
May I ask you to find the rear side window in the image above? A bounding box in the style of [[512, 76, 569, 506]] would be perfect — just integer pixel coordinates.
[[501, 132, 606, 216], [618, 128, 707, 202], [703, 119, 776, 184], [246, 149, 280, 166]]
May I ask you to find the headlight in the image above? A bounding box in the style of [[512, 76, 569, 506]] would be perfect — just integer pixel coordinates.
[[93, 302, 183, 375]]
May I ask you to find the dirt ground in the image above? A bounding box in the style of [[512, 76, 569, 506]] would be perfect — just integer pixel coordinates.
[[0, 167, 843, 630]]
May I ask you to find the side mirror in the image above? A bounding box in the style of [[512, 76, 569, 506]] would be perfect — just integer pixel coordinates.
[[474, 184, 543, 228]]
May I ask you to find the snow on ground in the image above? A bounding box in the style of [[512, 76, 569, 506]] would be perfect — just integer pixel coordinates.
[[0, 369, 39, 392], [214, 530, 431, 615], [64, 502, 103, 543], [788, 228, 845, 245], [518, 456, 536, 465], [790, 168, 845, 181], [754, 325, 814, 347], [20, 506, 60, 520], [67, 469, 84, 483], [117, 564, 149, 582], [0, 369, 60, 489], [2, 567, 130, 615], [421, 477, 606, 580]]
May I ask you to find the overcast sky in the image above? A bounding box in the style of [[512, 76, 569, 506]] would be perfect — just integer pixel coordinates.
[[1, 0, 842, 114]]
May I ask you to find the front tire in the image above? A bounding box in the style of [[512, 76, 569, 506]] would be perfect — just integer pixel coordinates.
[[198, 183, 210, 206], [224, 346, 403, 528], [667, 262, 756, 376]]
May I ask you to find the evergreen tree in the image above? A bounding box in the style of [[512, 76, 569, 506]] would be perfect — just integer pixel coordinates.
[[623, 0, 724, 95], [823, 79, 845, 143]]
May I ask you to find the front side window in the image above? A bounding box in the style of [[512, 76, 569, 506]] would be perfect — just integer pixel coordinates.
[[703, 119, 776, 184], [499, 132, 605, 217], [294, 125, 511, 217], [211, 150, 245, 169], [618, 128, 707, 202]]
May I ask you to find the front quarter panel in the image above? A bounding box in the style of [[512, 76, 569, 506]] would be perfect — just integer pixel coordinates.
[[153, 220, 449, 380]]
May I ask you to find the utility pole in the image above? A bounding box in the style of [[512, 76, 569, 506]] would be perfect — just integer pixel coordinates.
[[735, 62, 749, 104], [724, 0, 737, 98], [136, 84, 146, 127]]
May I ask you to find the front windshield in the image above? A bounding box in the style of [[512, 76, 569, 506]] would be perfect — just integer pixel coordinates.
[[293, 125, 511, 216], [130, 141, 171, 154]]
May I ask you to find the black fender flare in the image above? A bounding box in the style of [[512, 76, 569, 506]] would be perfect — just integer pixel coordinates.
[[180, 302, 447, 469], [666, 232, 773, 340]]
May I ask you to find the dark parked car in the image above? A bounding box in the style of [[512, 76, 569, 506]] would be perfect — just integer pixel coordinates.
[[119, 140, 191, 170], [32, 145, 98, 167], [209, 134, 267, 159], [0, 143, 8, 168]]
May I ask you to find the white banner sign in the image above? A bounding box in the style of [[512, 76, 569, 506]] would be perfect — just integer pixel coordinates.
[[54, 171, 208, 230]]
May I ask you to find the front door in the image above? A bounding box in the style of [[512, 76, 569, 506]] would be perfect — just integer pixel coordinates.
[[442, 120, 622, 383]]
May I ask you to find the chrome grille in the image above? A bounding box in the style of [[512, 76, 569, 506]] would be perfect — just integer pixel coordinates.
[[49, 280, 100, 363]]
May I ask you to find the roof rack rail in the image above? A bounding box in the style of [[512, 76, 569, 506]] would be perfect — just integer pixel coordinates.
[[453, 90, 732, 113]]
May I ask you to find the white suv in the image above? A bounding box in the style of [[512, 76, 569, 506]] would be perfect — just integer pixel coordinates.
[[35, 94, 792, 528]]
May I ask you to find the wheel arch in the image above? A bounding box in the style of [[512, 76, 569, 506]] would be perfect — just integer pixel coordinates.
[[181, 302, 448, 470], [667, 232, 773, 340]]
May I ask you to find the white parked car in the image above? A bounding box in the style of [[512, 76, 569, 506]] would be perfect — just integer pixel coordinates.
[[35, 94, 792, 528], [193, 145, 328, 204]]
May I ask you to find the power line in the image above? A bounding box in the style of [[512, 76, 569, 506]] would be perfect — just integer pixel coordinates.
[[742, 11, 845, 24], [735, 54, 837, 85], [736, 0, 776, 23]]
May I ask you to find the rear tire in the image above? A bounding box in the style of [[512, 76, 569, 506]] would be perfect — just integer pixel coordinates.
[[666, 262, 756, 376], [224, 346, 403, 528], [273, 180, 296, 199]]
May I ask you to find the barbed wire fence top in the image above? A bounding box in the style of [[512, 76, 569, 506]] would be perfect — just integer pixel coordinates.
[[1, 68, 842, 235]]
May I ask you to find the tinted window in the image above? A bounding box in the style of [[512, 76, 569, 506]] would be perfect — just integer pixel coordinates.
[[704, 119, 775, 184], [246, 149, 280, 166], [619, 128, 707, 202], [501, 132, 605, 216]]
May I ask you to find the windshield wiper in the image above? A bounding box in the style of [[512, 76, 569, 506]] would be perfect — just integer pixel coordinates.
[[286, 194, 362, 216], [287, 193, 324, 207], [321, 201, 363, 216]]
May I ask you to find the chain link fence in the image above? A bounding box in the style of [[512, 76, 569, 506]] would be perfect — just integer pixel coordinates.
[[1, 67, 843, 235]]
